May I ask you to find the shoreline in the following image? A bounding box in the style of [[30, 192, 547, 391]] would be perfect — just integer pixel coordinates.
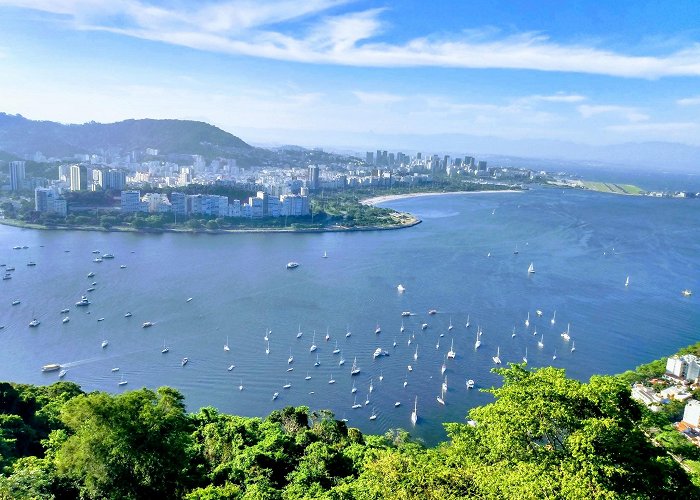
[[0, 214, 421, 235], [361, 189, 523, 206]]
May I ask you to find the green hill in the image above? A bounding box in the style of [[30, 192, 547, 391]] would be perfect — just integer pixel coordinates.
[[0, 113, 252, 158]]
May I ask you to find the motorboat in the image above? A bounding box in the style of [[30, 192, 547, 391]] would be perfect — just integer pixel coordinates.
[[75, 296, 91, 307], [286, 262, 299, 269]]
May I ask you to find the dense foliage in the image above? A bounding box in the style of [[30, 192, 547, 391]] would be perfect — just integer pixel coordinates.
[[0, 365, 696, 499]]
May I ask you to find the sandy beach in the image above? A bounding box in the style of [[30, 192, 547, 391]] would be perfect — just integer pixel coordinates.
[[361, 189, 522, 206]]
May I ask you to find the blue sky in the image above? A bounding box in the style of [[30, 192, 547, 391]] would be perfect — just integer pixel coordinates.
[[1, 0, 700, 151]]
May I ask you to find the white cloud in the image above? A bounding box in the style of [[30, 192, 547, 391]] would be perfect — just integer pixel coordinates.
[[677, 95, 700, 106], [4, 1, 700, 78], [577, 104, 649, 122], [352, 91, 404, 104], [528, 93, 587, 103]]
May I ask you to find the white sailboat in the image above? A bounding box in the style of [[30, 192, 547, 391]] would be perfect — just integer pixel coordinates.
[[264, 328, 269, 341], [239, 379, 244, 391], [436, 339, 440, 349], [400, 320, 405, 333], [365, 393, 370, 406], [411, 397, 418, 426], [441, 356, 447, 376], [314, 354, 320, 366], [403, 376, 408, 388], [528, 262, 535, 274], [305, 371, 312, 380], [379, 370, 384, 382], [571, 341, 576, 353], [465, 314, 470, 328], [309, 332, 317, 352], [283, 380, 291, 389], [413, 345, 418, 361], [396, 283, 405, 293], [296, 325, 303, 338], [466, 379, 475, 389], [525, 312, 530, 328], [369, 408, 377, 420], [352, 396, 362, 409], [538, 334, 544, 348], [369, 378, 374, 393], [325, 327, 330, 342], [474, 328, 481, 349], [511, 326, 516, 338], [552, 349, 557, 361], [288, 347, 294, 364], [561, 323, 571, 341], [224, 336, 230, 352], [551, 310, 556, 325], [447, 339, 456, 359], [346, 325, 351, 338], [448, 317, 454, 331], [492, 346, 501, 364], [323, 250, 328, 259], [339, 352, 345, 365], [328, 373, 336, 384], [351, 381, 357, 393], [442, 376, 448, 393], [437, 385, 445, 405], [265, 340, 270, 355], [393, 337, 397, 348], [333, 340, 340, 354], [523, 347, 528, 363], [625, 276, 630, 287], [375, 322, 381, 334], [118, 374, 127, 386], [161, 340, 169, 354], [350, 357, 360, 375]]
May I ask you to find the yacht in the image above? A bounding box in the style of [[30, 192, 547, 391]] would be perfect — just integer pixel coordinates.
[[536, 310, 543, 317], [441, 356, 447, 375], [523, 347, 528, 364], [161, 341, 169, 354], [525, 312, 530, 328], [283, 380, 292, 389], [332, 341, 340, 354], [492, 346, 502, 364], [111, 367, 120, 372], [239, 380, 244, 391], [428, 309, 437, 315], [375, 323, 381, 334], [411, 397, 418, 426], [511, 326, 516, 338], [447, 339, 456, 359], [75, 296, 91, 307], [571, 341, 576, 353], [393, 337, 397, 348], [305, 372, 312, 380], [86, 287, 95, 292], [625, 276, 630, 287], [97, 317, 105, 322], [181, 357, 189, 366], [421, 323, 428, 330], [413, 346, 418, 361], [11, 300, 20, 306], [397, 284, 405, 293], [400, 320, 405, 333], [58, 369, 67, 378], [339, 353, 345, 365], [102, 254, 115, 259], [552, 349, 557, 361], [373, 347, 383, 358], [60, 308, 70, 314], [345, 326, 352, 338], [309, 332, 317, 352], [465, 314, 471, 328], [87, 272, 95, 277], [29, 318, 40, 327], [186, 297, 193, 302], [314, 354, 320, 366], [537, 334, 544, 348], [682, 289, 693, 297], [142, 321, 153, 328], [448, 317, 454, 331], [124, 312, 132, 318], [93, 257, 103, 263], [437, 387, 445, 406], [272, 392, 279, 400], [27, 261, 36, 267], [62, 317, 70, 324], [41, 364, 61, 372], [394, 401, 401, 407], [118, 375, 128, 386], [528, 262, 535, 274], [296, 325, 303, 338], [350, 357, 360, 375], [352, 396, 362, 409], [288, 348, 294, 364], [224, 337, 230, 352], [550, 310, 556, 325], [466, 379, 475, 389], [101, 340, 109, 348], [561, 323, 571, 341], [351, 381, 357, 393], [322, 251, 328, 259], [328, 374, 336, 384], [369, 408, 377, 420], [401, 311, 411, 317], [120, 265, 127, 269], [286, 262, 299, 269]]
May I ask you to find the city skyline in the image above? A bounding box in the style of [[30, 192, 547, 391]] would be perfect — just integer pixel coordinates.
[[1, 1, 700, 152]]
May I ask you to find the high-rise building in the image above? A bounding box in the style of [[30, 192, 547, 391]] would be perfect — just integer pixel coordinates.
[[9, 161, 25, 191], [366, 152, 374, 165], [104, 169, 127, 191], [307, 165, 320, 190], [121, 190, 145, 213], [92, 169, 104, 191], [34, 187, 67, 216], [70, 164, 88, 191]]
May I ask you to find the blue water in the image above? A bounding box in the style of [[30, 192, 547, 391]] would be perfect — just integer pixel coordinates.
[[0, 184, 698, 445]]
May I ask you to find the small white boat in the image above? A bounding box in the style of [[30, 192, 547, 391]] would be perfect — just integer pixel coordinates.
[[296, 325, 303, 338], [333, 340, 340, 354], [551, 310, 556, 325], [239, 379, 244, 391], [97, 317, 105, 322], [511, 326, 516, 338], [29, 318, 40, 327], [400, 320, 405, 333], [403, 377, 408, 388], [42, 364, 61, 372], [401, 311, 411, 317], [286, 262, 299, 269], [525, 312, 530, 328], [181, 357, 189, 366], [101, 340, 108, 348], [536, 310, 543, 317], [448, 317, 454, 331], [492, 346, 501, 364], [413, 346, 418, 361], [421, 323, 428, 330], [352, 396, 362, 409], [474, 329, 481, 349], [60, 308, 70, 314], [441, 356, 447, 375], [325, 328, 330, 341], [339, 353, 345, 365], [428, 309, 437, 315], [11, 300, 20, 306], [561, 323, 571, 341], [528, 262, 535, 274], [124, 312, 132, 317], [120, 265, 127, 269], [283, 381, 291, 389], [571, 341, 576, 353], [322, 251, 328, 258], [538, 334, 544, 348], [379, 370, 384, 382], [345, 326, 351, 338], [142, 321, 153, 328], [447, 339, 456, 359], [682, 289, 693, 297], [272, 392, 279, 400], [305, 372, 312, 380], [411, 397, 418, 426], [523, 347, 528, 364], [328, 374, 336, 384], [394, 401, 401, 407], [369, 408, 377, 420], [369, 378, 374, 393], [228, 364, 235, 371], [397, 284, 405, 293], [265, 340, 270, 355], [314, 354, 320, 366], [625, 276, 630, 287], [351, 381, 357, 393], [118, 375, 128, 386], [407, 365, 413, 372], [350, 357, 360, 375], [375, 323, 381, 334], [466, 379, 475, 389], [186, 297, 193, 302], [224, 336, 230, 352], [552, 349, 557, 361], [62, 317, 70, 324], [288, 348, 294, 364], [437, 388, 445, 406], [393, 337, 397, 347], [87, 271, 95, 277], [465, 315, 470, 328], [309, 332, 317, 352], [58, 369, 67, 378], [161, 341, 169, 353], [111, 367, 119, 372]]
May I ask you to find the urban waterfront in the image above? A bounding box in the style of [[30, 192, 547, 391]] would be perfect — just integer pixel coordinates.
[[1, 185, 698, 445]]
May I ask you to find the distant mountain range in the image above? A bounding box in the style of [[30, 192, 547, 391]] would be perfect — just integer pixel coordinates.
[[0, 113, 252, 158]]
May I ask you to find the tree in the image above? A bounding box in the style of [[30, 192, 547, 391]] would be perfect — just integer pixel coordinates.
[[55, 387, 193, 499]]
